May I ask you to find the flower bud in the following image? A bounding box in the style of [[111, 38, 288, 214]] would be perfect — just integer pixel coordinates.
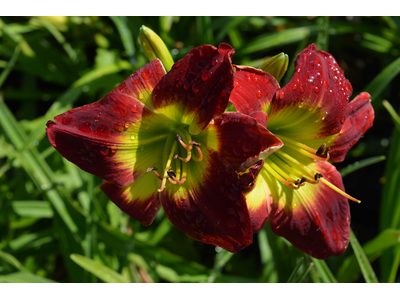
[[259, 52, 289, 82], [139, 25, 174, 72]]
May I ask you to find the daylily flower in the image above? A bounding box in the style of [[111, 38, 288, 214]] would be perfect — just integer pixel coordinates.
[[46, 43, 283, 253], [230, 44, 374, 259]]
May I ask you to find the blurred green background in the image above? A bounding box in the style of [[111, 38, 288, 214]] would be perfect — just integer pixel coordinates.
[[1, 16, 400, 283]]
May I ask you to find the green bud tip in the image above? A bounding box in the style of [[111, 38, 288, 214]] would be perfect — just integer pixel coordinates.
[[139, 25, 174, 72], [259, 52, 289, 82]]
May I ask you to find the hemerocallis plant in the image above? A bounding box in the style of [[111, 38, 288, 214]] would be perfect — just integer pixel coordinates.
[[229, 44, 374, 259], [46, 43, 283, 253]]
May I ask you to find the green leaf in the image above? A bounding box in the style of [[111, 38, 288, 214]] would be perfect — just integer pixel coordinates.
[[11, 201, 53, 218], [239, 26, 317, 56], [287, 257, 304, 283], [364, 56, 400, 101], [70, 253, 128, 283], [311, 258, 337, 283], [349, 229, 379, 283], [0, 271, 55, 283], [338, 228, 400, 282], [340, 156, 386, 177]]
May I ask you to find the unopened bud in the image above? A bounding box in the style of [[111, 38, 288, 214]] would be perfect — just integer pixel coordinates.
[[259, 52, 289, 82], [139, 25, 174, 72]]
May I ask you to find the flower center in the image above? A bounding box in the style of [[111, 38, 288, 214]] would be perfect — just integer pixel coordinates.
[[147, 127, 203, 192], [265, 133, 360, 203]]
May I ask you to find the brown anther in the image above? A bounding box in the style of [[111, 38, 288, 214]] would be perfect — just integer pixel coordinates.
[[316, 143, 327, 156], [324, 147, 331, 156], [314, 173, 324, 181], [146, 167, 158, 172], [175, 134, 183, 142], [173, 153, 181, 159], [300, 177, 308, 184], [167, 170, 177, 179], [294, 179, 301, 186], [189, 141, 201, 147]]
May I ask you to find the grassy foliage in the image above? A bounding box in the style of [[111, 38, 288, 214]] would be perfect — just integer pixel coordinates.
[[1, 16, 400, 283]]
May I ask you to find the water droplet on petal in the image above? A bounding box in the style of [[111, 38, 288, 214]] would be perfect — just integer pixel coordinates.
[[141, 68, 153, 80], [251, 74, 259, 83], [255, 90, 262, 99], [292, 83, 298, 90], [79, 121, 92, 133], [131, 104, 138, 113], [299, 85, 305, 93], [340, 117, 345, 123], [313, 86, 320, 93], [212, 59, 218, 66], [201, 70, 212, 81], [100, 148, 109, 156]]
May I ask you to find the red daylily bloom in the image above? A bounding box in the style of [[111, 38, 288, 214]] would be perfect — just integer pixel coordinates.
[[230, 44, 374, 259], [46, 43, 283, 253]]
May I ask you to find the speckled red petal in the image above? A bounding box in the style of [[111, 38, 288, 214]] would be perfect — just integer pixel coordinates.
[[230, 65, 280, 115], [160, 148, 253, 253], [329, 92, 374, 162], [46, 92, 155, 187], [113, 59, 166, 110], [208, 112, 283, 172], [152, 43, 235, 135], [268, 44, 353, 140], [269, 161, 350, 259]]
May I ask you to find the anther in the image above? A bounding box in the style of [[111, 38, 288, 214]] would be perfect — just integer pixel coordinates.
[[147, 167, 163, 180], [189, 141, 201, 147], [316, 144, 327, 156], [176, 134, 192, 150], [167, 170, 186, 184], [174, 153, 191, 162], [314, 173, 324, 181], [300, 177, 308, 184]]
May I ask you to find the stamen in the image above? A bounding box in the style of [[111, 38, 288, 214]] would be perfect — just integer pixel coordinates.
[[175, 134, 192, 150], [316, 144, 327, 156], [174, 152, 192, 162], [320, 178, 361, 203], [192, 145, 203, 161], [147, 167, 163, 180], [275, 150, 315, 180], [189, 141, 201, 147], [264, 158, 299, 189], [275, 134, 330, 161], [167, 170, 186, 184], [268, 155, 299, 185], [159, 140, 178, 192]]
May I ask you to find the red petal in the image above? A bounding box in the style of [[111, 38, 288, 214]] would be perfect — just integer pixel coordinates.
[[46, 83, 158, 187], [113, 59, 166, 110], [209, 112, 283, 172], [160, 147, 253, 253], [329, 92, 374, 162], [100, 175, 161, 226], [269, 44, 353, 140], [230, 65, 279, 115], [152, 43, 235, 135], [269, 162, 350, 259]]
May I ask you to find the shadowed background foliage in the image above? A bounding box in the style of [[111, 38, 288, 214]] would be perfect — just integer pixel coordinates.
[[1, 16, 400, 283]]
